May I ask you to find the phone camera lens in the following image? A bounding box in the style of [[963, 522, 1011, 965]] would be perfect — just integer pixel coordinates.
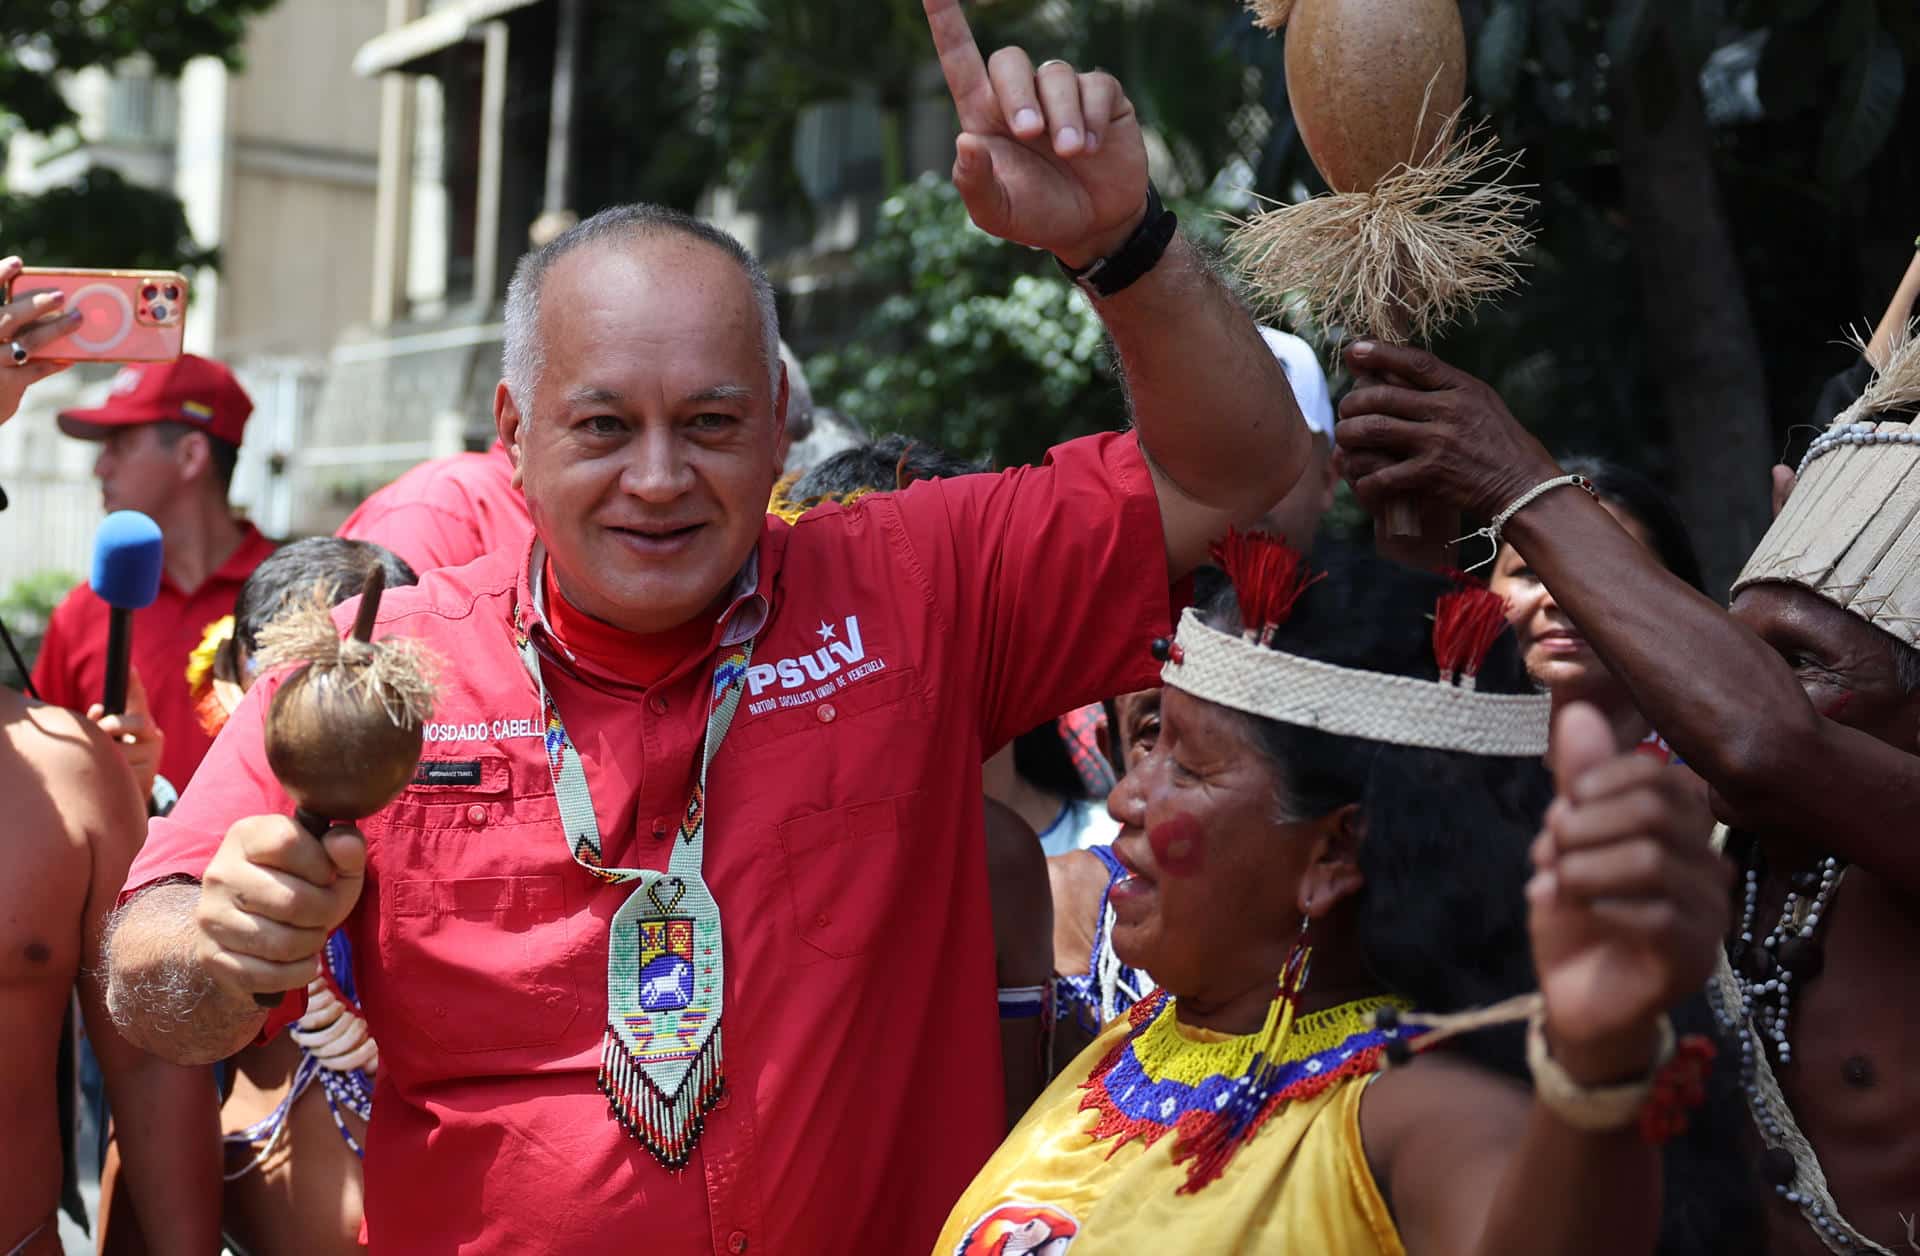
[[142, 285, 159, 300], [151, 304, 168, 321], [163, 285, 180, 300]]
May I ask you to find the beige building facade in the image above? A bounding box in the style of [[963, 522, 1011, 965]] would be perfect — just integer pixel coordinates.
[[0, 0, 386, 586]]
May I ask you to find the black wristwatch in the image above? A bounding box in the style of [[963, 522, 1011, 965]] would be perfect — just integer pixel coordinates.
[[1055, 182, 1178, 299]]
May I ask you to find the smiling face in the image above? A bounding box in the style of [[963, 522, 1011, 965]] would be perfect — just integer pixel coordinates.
[[1488, 500, 1660, 705], [1103, 687, 1355, 1002], [498, 234, 786, 634], [1731, 581, 1920, 752]]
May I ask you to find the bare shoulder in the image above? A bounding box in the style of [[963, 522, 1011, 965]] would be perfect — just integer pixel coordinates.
[[1359, 1050, 1531, 1180], [3, 691, 134, 826]]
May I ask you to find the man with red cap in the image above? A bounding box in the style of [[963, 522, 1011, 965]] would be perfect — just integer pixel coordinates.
[[32, 353, 277, 799]]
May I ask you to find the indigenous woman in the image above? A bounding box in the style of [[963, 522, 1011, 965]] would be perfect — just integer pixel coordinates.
[[936, 541, 1752, 1255], [1487, 457, 1703, 759]]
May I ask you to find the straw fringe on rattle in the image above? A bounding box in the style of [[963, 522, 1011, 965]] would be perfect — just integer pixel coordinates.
[[1247, 0, 1296, 30], [1224, 108, 1535, 343], [255, 596, 440, 728], [1835, 318, 1920, 427]]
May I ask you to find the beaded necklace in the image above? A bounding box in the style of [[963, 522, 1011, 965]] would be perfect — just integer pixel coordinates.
[[1713, 835, 1892, 1255], [1079, 989, 1418, 1194]]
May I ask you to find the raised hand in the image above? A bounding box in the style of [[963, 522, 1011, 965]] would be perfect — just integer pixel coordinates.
[[922, 0, 1150, 267], [1335, 340, 1564, 525], [1527, 703, 1729, 1082], [0, 255, 82, 423]]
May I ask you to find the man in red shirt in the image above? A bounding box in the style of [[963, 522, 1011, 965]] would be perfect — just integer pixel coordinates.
[[101, 8, 1309, 1251], [33, 354, 275, 796]]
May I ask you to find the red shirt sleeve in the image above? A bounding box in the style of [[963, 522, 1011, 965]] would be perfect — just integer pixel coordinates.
[[336, 498, 481, 573], [881, 431, 1178, 751], [30, 586, 90, 712], [122, 670, 291, 903], [121, 671, 310, 1035]]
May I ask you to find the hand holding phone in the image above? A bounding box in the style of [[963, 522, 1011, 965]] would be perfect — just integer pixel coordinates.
[[0, 256, 84, 424], [1, 266, 188, 365]]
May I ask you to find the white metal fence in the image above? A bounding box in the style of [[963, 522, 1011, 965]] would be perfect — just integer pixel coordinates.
[[0, 357, 328, 593]]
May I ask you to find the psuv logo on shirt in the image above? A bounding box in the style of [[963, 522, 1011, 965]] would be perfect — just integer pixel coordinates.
[[742, 614, 887, 717]]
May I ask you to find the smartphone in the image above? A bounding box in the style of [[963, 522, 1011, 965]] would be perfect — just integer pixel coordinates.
[[3, 268, 189, 363]]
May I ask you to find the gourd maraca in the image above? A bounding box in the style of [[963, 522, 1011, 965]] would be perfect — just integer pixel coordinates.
[[1233, 0, 1534, 538], [252, 567, 438, 1004]]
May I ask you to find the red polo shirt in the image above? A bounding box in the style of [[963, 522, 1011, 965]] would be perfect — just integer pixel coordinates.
[[336, 441, 531, 572], [33, 522, 275, 790], [125, 433, 1174, 1254]]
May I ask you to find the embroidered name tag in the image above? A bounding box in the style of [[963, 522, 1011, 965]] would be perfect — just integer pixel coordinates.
[[413, 759, 484, 786]]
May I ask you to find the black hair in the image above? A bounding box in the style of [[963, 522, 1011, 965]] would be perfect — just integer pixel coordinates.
[[1013, 720, 1089, 803], [788, 433, 987, 502], [232, 537, 418, 655], [1201, 543, 1761, 1254], [153, 421, 239, 491], [1558, 456, 1705, 594]]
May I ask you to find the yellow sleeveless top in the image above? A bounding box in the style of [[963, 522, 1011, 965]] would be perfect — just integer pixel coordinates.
[[932, 996, 1406, 1256]]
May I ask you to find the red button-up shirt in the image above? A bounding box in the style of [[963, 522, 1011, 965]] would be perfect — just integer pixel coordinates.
[[336, 441, 531, 572], [125, 434, 1174, 1253], [33, 522, 275, 790]]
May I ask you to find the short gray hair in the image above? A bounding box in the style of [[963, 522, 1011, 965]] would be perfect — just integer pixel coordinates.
[[502, 203, 782, 413]]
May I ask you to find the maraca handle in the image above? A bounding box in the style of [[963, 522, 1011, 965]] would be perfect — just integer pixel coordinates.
[[253, 807, 338, 1007]]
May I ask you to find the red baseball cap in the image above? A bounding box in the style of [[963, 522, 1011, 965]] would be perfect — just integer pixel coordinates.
[[58, 354, 252, 446]]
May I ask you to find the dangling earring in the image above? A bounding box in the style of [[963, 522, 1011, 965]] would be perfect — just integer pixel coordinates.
[[1247, 902, 1314, 1067], [1281, 905, 1315, 1004]]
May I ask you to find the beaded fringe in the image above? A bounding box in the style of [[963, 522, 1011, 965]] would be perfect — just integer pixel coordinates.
[[598, 1026, 724, 1171]]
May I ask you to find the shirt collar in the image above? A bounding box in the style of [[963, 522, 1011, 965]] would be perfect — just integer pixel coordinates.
[[516, 534, 770, 668]]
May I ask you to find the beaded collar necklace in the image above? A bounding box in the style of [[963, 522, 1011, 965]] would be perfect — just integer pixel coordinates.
[[1078, 989, 1419, 1194]]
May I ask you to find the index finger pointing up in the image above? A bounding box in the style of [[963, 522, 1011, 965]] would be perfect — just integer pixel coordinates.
[[924, 0, 999, 133]]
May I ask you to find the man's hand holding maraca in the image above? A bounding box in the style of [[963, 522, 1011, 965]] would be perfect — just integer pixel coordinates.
[[193, 813, 366, 1005]]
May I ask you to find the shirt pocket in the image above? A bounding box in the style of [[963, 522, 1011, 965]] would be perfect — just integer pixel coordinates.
[[380, 873, 581, 1053], [728, 664, 923, 753], [777, 792, 918, 961]]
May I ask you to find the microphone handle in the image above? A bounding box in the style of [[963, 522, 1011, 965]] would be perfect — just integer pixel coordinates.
[[102, 607, 133, 716], [252, 808, 341, 1008]]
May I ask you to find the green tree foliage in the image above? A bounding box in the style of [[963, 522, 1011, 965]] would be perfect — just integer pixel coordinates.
[[0, 568, 75, 688], [807, 176, 1242, 468], [0, 0, 279, 265]]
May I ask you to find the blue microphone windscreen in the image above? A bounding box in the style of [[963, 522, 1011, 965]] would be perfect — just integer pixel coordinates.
[[90, 511, 165, 610]]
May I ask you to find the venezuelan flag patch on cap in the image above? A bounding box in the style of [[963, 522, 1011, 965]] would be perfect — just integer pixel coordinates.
[[181, 400, 214, 422]]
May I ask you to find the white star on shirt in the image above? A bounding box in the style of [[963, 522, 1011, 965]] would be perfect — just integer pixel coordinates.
[[816, 620, 837, 642]]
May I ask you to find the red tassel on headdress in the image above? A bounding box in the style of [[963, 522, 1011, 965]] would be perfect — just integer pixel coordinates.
[[1209, 529, 1323, 646], [1433, 576, 1510, 689]]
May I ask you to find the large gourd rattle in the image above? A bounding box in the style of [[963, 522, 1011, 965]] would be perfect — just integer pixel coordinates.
[[252, 568, 438, 1005], [1230, 0, 1534, 538]]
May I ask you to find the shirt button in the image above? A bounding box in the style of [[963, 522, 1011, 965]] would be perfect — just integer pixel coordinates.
[[814, 912, 831, 929], [651, 816, 671, 841], [816, 703, 837, 724], [465, 803, 487, 826], [727, 1232, 749, 1254], [648, 694, 668, 715]]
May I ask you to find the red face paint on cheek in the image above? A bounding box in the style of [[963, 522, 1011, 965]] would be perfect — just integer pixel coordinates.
[[1148, 815, 1207, 878], [1820, 692, 1855, 720]]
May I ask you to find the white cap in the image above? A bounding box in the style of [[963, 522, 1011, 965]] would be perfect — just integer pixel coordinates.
[[1259, 325, 1335, 439]]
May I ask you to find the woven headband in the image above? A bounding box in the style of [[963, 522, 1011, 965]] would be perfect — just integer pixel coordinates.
[[1160, 607, 1552, 756]]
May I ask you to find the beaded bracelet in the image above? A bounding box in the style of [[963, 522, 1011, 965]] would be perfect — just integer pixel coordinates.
[[1457, 474, 1599, 572]]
